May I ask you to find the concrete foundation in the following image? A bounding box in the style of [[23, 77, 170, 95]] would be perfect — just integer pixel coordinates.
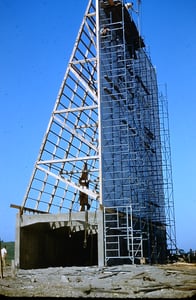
[[15, 210, 104, 269]]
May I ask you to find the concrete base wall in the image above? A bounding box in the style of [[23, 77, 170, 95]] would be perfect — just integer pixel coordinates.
[[15, 211, 104, 269], [20, 224, 98, 269]]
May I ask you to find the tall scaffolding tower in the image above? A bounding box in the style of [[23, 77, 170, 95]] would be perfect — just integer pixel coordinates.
[[12, 0, 177, 267]]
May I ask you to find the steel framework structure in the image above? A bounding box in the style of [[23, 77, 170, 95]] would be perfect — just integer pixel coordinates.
[[16, 0, 176, 265]]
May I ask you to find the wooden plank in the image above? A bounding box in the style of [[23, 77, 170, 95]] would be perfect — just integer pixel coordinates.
[[10, 204, 48, 215]]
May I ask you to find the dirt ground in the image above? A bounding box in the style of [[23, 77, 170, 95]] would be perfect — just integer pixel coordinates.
[[0, 262, 195, 298]]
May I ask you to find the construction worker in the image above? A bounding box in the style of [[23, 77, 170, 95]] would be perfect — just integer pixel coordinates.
[[0, 249, 3, 278], [125, 2, 138, 14], [100, 26, 110, 37], [79, 162, 90, 211], [1, 246, 7, 268]]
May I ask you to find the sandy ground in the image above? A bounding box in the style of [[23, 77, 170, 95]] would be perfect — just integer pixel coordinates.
[[0, 262, 195, 298]]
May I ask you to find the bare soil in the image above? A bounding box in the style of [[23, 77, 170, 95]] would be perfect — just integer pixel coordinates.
[[0, 262, 195, 298]]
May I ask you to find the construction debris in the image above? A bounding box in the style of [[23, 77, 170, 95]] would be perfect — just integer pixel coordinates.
[[0, 263, 195, 298]]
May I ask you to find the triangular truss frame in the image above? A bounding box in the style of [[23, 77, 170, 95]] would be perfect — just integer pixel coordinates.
[[21, 0, 100, 214]]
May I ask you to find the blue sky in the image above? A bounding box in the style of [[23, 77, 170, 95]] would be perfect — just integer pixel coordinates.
[[0, 0, 195, 252]]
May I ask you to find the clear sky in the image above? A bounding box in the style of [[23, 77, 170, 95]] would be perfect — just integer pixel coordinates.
[[0, 0, 195, 252]]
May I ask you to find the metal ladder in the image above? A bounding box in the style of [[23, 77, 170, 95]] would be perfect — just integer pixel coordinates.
[[104, 205, 144, 264]]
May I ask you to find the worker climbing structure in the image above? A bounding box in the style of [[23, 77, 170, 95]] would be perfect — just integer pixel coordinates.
[[12, 0, 177, 268]]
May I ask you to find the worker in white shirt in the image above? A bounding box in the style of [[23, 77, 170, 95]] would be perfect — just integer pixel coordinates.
[[1, 246, 7, 267]]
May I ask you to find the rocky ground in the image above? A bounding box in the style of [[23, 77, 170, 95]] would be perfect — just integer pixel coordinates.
[[0, 262, 195, 298]]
